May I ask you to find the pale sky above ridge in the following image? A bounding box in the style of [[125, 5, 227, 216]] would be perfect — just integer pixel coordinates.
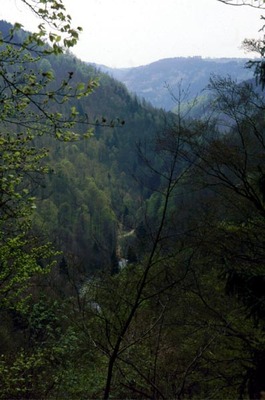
[[0, 0, 263, 67]]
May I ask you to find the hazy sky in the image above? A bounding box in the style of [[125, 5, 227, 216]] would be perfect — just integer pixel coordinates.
[[0, 0, 263, 67]]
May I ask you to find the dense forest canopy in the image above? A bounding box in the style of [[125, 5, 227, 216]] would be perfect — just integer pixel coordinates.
[[1, 1, 265, 399]]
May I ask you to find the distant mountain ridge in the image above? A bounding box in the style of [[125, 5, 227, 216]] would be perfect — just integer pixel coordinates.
[[94, 57, 255, 111]]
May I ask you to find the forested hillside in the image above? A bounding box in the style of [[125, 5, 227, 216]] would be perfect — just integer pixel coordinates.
[[100, 56, 254, 110], [29, 45, 168, 271], [1, 2, 265, 399]]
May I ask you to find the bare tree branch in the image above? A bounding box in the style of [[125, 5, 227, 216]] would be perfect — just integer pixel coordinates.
[[217, 0, 265, 8]]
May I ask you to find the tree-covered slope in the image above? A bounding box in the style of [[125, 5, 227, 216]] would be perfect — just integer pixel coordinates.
[[15, 29, 170, 272], [99, 57, 254, 111], [2, 8, 265, 398]]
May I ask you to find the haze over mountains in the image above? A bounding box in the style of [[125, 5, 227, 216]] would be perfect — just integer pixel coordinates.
[[96, 57, 254, 111]]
